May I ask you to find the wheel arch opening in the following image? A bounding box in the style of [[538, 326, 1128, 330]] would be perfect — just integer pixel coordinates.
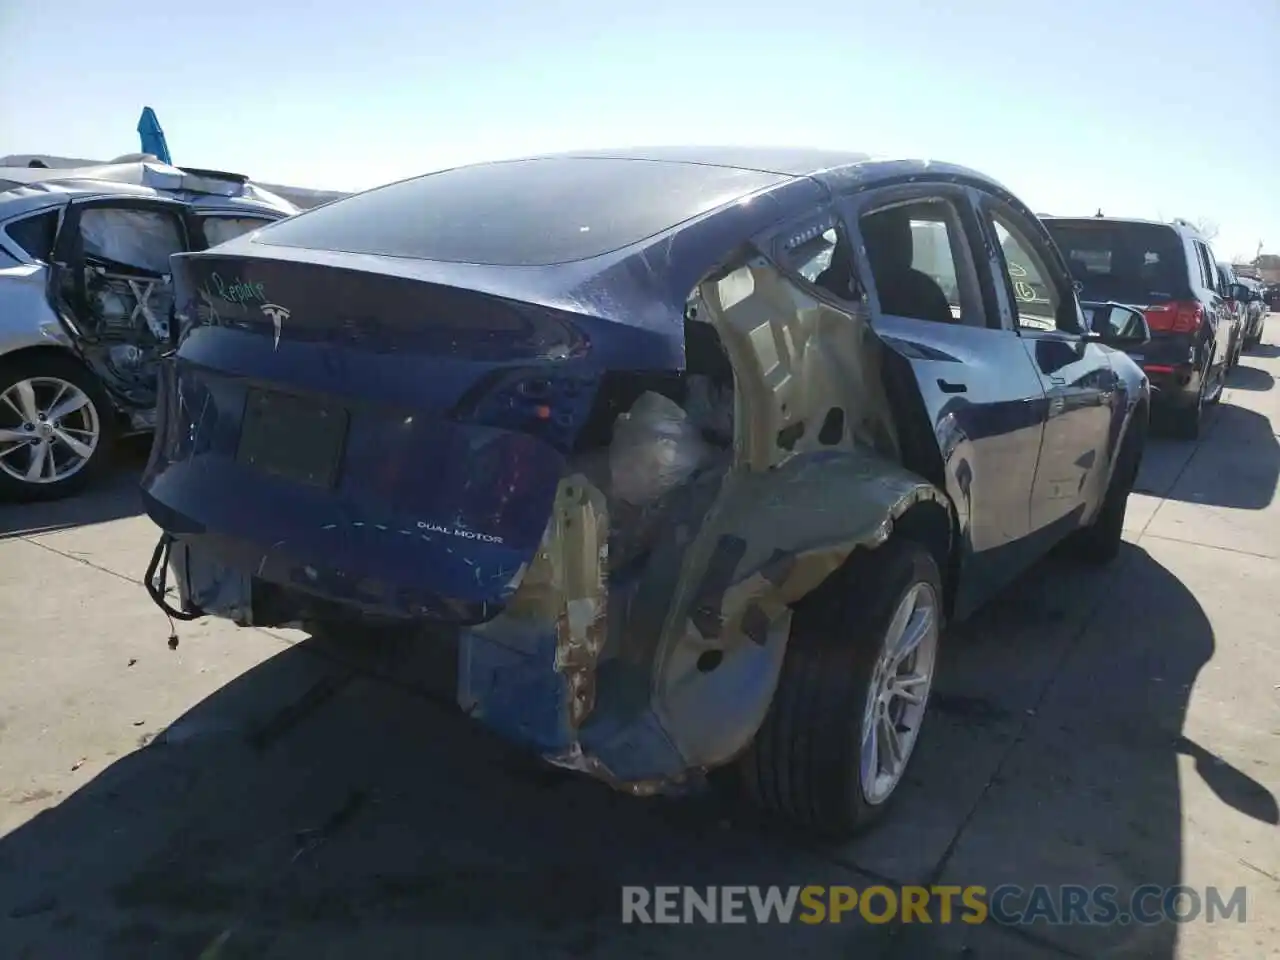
[[890, 499, 957, 618], [0, 342, 89, 375], [786, 496, 957, 637]]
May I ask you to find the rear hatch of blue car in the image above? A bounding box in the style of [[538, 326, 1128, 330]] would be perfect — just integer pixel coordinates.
[[144, 255, 614, 621], [141, 156, 782, 622]]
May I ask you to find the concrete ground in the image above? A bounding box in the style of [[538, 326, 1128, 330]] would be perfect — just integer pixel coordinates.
[[1, 333, 1277, 960]]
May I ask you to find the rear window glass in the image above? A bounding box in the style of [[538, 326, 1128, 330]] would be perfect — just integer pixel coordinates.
[[255, 158, 785, 266], [1042, 220, 1187, 303], [200, 216, 275, 247]]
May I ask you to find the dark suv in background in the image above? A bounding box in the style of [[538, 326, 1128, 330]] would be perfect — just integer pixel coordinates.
[[1040, 216, 1245, 438], [1215, 260, 1247, 366], [1238, 276, 1268, 348]]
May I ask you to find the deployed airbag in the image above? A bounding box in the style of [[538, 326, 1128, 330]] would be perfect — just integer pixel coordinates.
[[609, 391, 712, 506], [80, 207, 183, 275]]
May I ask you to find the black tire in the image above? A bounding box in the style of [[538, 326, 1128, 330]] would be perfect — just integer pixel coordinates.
[[1167, 393, 1202, 440], [1167, 357, 1211, 440], [0, 352, 115, 502], [1069, 416, 1145, 564], [736, 537, 943, 837], [1208, 344, 1227, 405]]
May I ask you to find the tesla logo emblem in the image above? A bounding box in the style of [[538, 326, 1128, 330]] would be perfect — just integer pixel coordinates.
[[260, 303, 290, 350]]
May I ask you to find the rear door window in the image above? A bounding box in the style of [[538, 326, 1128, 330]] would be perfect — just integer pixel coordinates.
[[1192, 242, 1216, 291], [858, 197, 980, 326], [1041, 220, 1186, 304]]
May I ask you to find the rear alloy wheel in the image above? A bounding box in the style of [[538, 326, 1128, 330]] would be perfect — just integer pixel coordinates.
[[737, 537, 942, 837], [0, 354, 114, 502]]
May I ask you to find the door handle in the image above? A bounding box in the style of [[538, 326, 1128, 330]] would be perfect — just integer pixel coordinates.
[[937, 379, 968, 394]]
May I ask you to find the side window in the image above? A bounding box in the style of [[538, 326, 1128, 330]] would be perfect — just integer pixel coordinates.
[[78, 206, 186, 275], [777, 214, 861, 302], [987, 209, 1068, 333], [858, 198, 974, 325], [1193, 242, 1215, 291], [199, 216, 274, 247], [5, 210, 59, 261]]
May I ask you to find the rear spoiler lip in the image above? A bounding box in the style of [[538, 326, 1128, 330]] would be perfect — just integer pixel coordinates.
[[177, 165, 250, 186]]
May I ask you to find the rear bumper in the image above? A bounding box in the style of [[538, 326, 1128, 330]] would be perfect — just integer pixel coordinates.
[[141, 529, 579, 758], [1131, 334, 1204, 409], [1141, 363, 1201, 408], [143, 511, 695, 795]]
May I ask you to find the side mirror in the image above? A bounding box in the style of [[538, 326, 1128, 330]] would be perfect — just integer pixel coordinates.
[[1082, 301, 1151, 347], [1229, 283, 1251, 302]]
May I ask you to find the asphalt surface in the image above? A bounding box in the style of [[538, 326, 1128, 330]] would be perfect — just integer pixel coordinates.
[[1, 331, 1278, 959]]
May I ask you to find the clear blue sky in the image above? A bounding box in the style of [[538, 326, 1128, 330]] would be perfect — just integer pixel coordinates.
[[1, 0, 1276, 261]]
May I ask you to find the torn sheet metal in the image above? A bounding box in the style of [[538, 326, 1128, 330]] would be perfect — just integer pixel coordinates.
[[458, 473, 609, 750], [585, 447, 947, 784], [450, 262, 948, 787]]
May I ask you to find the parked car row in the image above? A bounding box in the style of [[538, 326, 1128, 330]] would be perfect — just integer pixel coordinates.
[[1266, 282, 1280, 312], [135, 148, 1157, 836], [0, 159, 297, 500], [1037, 215, 1265, 438], [1237, 276, 1270, 348]]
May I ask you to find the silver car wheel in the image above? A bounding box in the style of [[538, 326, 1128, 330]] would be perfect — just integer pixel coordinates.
[[0, 377, 101, 485], [859, 580, 940, 805]]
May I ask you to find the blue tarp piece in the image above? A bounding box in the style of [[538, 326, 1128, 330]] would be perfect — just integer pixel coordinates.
[[137, 106, 171, 165]]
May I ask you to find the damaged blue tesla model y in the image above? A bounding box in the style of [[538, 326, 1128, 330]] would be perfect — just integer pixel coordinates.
[[142, 147, 1151, 836]]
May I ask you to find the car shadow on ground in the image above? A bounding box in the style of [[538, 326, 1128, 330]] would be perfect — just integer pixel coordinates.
[[887, 541, 1276, 957], [1, 543, 1272, 959], [1245, 341, 1280, 360], [1225, 363, 1274, 392], [0, 437, 150, 540], [1138, 402, 1280, 510]]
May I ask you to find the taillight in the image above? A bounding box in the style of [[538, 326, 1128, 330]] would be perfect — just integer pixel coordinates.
[[453, 368, 600, 453], [1144, 301, 1203, 334]]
